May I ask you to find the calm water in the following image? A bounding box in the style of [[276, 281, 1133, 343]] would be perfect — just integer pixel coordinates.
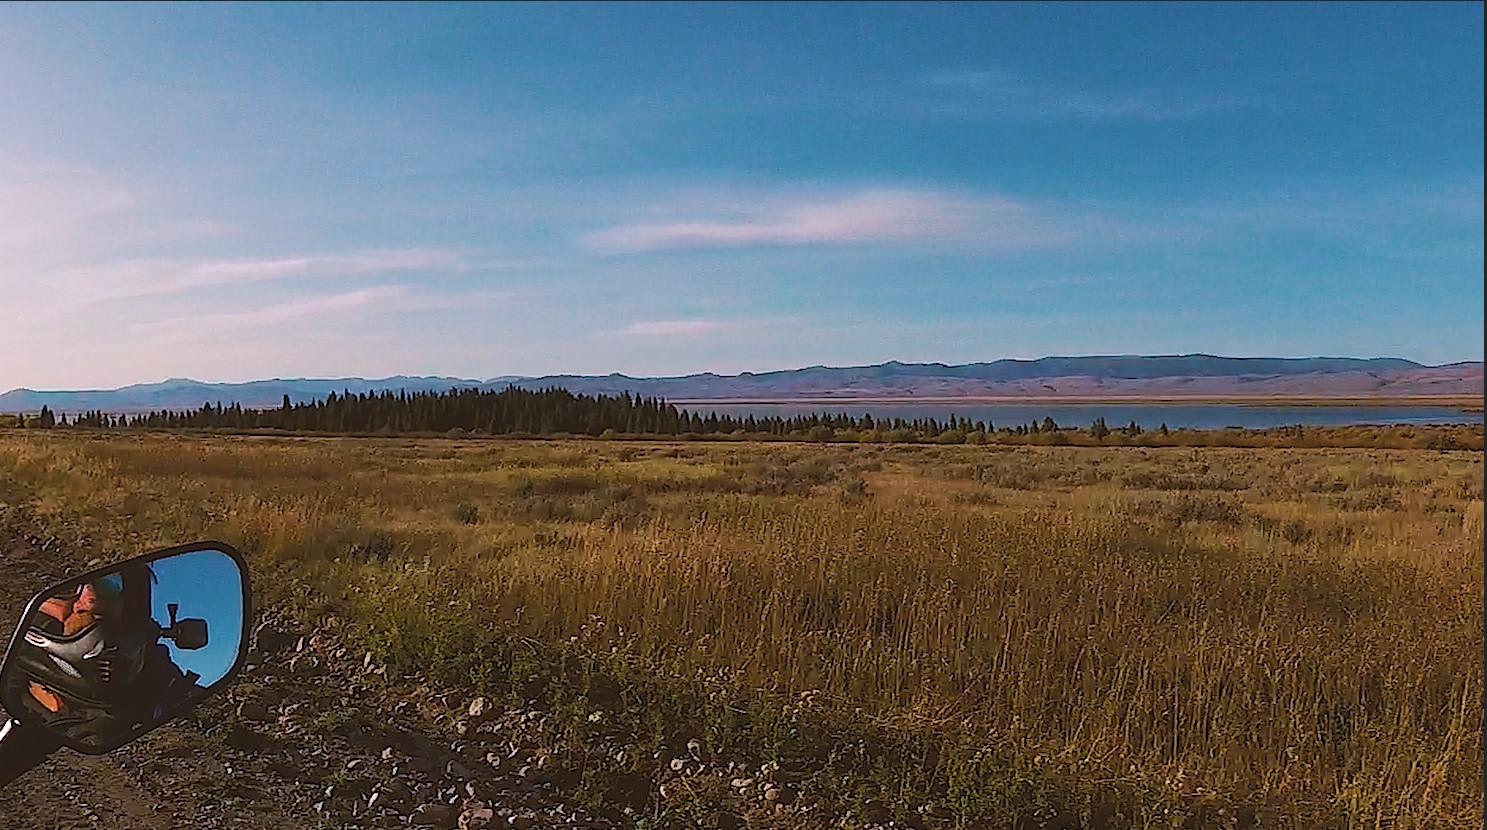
[[680, 403, 1482, 431]]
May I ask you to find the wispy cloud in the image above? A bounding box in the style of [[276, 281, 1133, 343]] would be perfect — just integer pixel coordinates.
[[25, 248, 466, 310], [207, 285, 412, 327], [0, 161, 237, 259], [0, 159, 468, 323], [189, 250, 463, 284], [584, 188, 1091, 253], [0, 162, 133, 241], [922, 68, 1235, 121], [615, 319, 730, 337], [128, 285, 414, 340]]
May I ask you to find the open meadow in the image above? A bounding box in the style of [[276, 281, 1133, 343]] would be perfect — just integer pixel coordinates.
[[0, 430, 1480, 828]]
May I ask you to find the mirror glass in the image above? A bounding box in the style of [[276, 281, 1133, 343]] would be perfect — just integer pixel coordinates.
[[0, 546, 247, 753]]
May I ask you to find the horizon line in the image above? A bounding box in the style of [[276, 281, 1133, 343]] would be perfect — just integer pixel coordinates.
[[3, 352, 1483, 395]]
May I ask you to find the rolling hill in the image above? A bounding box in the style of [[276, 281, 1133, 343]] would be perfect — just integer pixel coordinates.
[[1, 355, 1480, 412]]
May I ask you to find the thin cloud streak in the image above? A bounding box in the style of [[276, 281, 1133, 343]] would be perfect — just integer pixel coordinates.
[[128, 285, 413, 340], [26, 248, 466, 309], [190, 250, 465, 283], [206, 284, 412, 327], [0, 162, 144, 254], [615, 319, 729, 336], [584, 188, 1084, 253]]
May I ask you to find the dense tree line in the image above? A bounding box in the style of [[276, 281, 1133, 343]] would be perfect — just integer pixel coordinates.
[[16, 386, 1179, 441], [43, 385, 1046, 438]]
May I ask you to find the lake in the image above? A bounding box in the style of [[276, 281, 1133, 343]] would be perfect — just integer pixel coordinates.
[[679, 402, 1483, 431]]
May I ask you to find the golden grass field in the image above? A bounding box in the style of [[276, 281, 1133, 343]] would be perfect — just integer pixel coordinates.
[[0, 430, 1480, 828]]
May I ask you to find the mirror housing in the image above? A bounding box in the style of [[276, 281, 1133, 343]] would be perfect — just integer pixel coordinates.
[[0, 541, 251, 755]]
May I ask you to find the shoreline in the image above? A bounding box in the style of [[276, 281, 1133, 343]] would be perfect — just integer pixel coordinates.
[[8, 396, 1481, 418], [674, 395, 1484, 409]]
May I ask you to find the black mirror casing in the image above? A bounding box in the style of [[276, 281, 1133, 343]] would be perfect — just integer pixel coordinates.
[[0, 541, 252, 755]]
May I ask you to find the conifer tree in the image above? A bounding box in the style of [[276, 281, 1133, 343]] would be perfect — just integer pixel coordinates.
[[1090, 417, 1110, 439]]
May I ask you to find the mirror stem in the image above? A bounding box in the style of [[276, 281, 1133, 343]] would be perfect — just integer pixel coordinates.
[[0, 717, 63, 788]]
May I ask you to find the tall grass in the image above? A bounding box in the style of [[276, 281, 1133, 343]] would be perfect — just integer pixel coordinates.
[[0, 431, 1479, 826]]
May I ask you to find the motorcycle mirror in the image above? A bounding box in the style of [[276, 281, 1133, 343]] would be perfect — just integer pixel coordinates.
[[0, 541, 251, 755], [168, 618, 209, 651]]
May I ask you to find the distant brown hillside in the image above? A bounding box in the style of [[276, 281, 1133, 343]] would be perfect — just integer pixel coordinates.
[[1, 355, 1481, 412]]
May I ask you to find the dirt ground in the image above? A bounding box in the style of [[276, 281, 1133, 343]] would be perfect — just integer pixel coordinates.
[[0, 517, 619, 830]]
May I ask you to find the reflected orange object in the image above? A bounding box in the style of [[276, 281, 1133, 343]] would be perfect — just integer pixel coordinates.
[[39, 597, 71, 623], [37, 586, 98, 635], [28, 682, 63, 713], [63, 611, 97, 636]]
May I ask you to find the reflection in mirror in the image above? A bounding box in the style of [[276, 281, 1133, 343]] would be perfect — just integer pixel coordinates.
[[3, 548, 245, 752]]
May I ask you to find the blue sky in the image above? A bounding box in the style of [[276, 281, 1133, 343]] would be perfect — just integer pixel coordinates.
[[1, 2, 1481, 388], [148, 548, 244, 684]]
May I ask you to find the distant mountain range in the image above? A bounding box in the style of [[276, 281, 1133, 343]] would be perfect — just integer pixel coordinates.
[[1, 355, 1481, 413]]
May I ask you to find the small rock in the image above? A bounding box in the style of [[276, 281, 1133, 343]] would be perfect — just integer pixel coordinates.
[[468, 696, 490, 720]]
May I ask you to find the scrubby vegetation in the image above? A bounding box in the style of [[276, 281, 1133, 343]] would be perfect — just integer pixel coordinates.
[[0, 431, 1480, 828]]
